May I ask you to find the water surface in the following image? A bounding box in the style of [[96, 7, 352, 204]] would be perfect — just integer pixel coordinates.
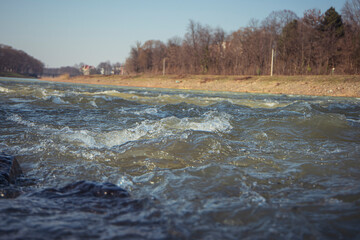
[[1, 77, 360, 239]]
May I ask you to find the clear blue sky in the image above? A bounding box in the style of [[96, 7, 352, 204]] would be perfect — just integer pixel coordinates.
[[0, 0, 346, 68]]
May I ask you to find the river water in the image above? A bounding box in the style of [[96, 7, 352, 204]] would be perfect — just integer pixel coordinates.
[[0, 77, 360, 239]]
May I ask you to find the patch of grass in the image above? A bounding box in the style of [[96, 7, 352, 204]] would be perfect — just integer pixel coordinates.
[[0, 72, 35, 78]]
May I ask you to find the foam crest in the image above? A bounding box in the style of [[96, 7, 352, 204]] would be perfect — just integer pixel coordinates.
[[7, 114, 36, 128], [89, 100, 98, 108], [95, 90, 122, 96], [0, 86, 12, 93], [100, 111, 232, 148], [183, 111, 232, 133], [55, 111, 233, 148], [6, 105, 231, 150], [60, 129, 98, 147], [93, 90, 140, 100], [45, 96, 69, 104], [6, 114, 57, 132], [134, 107, 159, 115]]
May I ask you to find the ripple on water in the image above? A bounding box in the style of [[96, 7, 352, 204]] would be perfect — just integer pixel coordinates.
[[0, 78, 360, 239]]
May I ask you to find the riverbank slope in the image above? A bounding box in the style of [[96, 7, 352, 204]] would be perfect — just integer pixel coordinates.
[[41, 74, 360, 98]]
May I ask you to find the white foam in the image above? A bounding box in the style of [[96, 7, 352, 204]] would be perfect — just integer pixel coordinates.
[[0, 86, 12, 93], [94, 90, 122, 96], [99, 111, 232, 148], [133, 107, 159, 115], [184, 112, 232, 133], [347, 118, 360, 123], [59, 129, 98, 148], [7, 111, 232, 149], [6, 114, 57, 132], [7, 114, 36, 127], [265, 102, 278, 107], [48, 96, 68, 104], [117, 175, 134, 190], [90, 100, 98, 108]]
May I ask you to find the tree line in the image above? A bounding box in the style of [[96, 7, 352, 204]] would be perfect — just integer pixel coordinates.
[[0, 44, 44, 77], [125, 1, 360, 75], [42, 61, 123, 77], [0, 45, 123, 78]]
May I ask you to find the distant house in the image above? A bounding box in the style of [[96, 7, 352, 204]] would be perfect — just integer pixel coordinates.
[[100, 67, 112, 75], [120, 66, 125, 75], [113, 66, 125, 75], [81, 65, 95, 75]]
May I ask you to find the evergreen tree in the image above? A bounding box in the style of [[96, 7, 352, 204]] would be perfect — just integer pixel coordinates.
[[319, 7, 345, 72], [321, 7, 345, 38]]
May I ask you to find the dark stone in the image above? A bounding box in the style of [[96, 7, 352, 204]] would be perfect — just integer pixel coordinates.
[[0, 153, 23, 186]]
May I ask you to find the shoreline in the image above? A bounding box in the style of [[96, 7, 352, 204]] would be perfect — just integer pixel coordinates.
[[40, 74, 360, 98]]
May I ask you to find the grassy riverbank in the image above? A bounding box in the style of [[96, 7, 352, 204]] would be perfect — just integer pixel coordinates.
[[41, 74, 360, 98], [0, 72, 35, 78]]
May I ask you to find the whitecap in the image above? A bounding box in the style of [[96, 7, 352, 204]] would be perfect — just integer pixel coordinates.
[[90, 100, 98, 108], [117, 175, 134, 190], [35, 110, 233, 149], [94, 90, 122, 96], [0, 86, 12, 93], [264, 102, 278, 107], [54, 112, 232, 149], [7, 114, 36, 127], [133, 107, 159, 115], [60, 129, 98, 148], [48, 96, 68, 104], [182, 111, 233, 133], [347, 118, 360, 123]]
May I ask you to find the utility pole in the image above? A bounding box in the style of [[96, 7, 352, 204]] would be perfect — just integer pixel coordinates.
[[271, 48, 274, 76], [163, 58, 167, 76]]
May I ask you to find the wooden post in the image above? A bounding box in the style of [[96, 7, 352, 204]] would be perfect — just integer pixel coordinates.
[[271, 48, 274, 76]]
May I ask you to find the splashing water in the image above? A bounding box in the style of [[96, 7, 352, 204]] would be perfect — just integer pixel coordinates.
[[1, 77, 360, 239]]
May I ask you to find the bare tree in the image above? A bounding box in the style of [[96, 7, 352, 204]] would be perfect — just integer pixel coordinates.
[[210, 27, 227, 74], [166, 37, 183, 74], [125, 42, 141, 73], [97, 61, 112, 75], [342, 0, 360, 28], [124, 3, 360, 75], [342, 0, 360, 73]]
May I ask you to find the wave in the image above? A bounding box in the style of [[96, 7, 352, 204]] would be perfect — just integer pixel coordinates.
[[45, 96, 69, 104], [83, 89, 293, 108], [97, 111, 233, 148], [0, 86, 13, 93], [7, 114, 37, 128], [6, 111, 233, 149]]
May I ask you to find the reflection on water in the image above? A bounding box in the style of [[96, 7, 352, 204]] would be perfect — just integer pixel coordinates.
[[1, 77, 360, 239]]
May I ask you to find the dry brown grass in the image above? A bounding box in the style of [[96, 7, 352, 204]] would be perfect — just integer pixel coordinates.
[[41, 74, 360, 97]]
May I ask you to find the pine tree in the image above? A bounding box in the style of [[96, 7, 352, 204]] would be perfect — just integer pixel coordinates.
[[321, 7, 345, 38]]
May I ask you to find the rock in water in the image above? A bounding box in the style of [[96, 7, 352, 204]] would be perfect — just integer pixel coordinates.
[[0, 153, 23, 186]]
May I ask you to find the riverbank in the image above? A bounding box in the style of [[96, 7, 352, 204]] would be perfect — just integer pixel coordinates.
[[0, 72, 35, 79], [41, 74, 360, 98]]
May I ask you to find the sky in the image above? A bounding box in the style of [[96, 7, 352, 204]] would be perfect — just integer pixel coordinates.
[[0, 0, 347, 68]]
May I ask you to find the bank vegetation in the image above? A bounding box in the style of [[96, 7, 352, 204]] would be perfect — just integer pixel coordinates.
[[0, 44, 44, 78], [125, 1, 360, 76]]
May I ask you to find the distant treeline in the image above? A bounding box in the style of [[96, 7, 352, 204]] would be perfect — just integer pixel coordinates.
[[0, 44, 44, 77], [42, 62, 123, 77], [43, 66, 81, 77], [125, 1, 360, 75]]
